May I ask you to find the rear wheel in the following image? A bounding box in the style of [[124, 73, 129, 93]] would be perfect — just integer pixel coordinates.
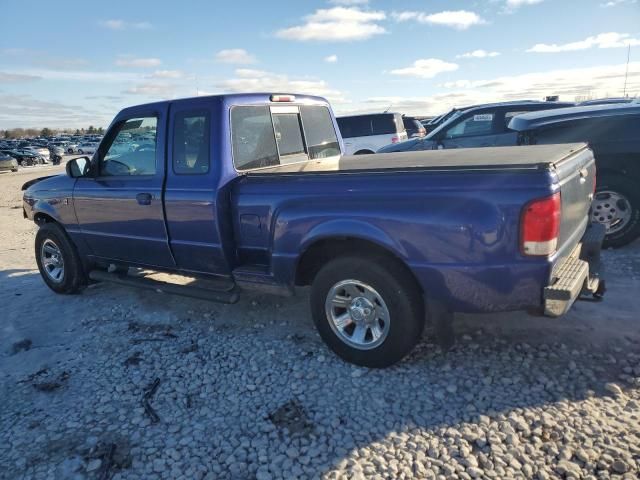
[[310, 255, 424, 368], [35, 222, 85, 294], [354, 150, 374, 155], [593, 175, 640, 248]]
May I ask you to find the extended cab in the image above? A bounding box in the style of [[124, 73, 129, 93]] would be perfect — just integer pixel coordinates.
[[23, 93, 604, 367]]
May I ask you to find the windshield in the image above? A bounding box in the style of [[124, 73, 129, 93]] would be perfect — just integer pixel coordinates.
[[425, 109, 466, 139]]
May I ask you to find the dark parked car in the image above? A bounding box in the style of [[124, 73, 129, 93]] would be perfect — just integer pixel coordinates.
[[0, 152, 19, 172], [510, 103, 640, 248], [421, 109, 461, 134], [402, 116, 426, 138], [578, 97, 636, 106], [379, 101, 574, 153], [0, 149, 43, 166]]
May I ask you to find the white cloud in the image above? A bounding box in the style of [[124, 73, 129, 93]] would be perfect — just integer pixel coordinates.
[[392, 10, 485, 30], [329, 0, 368, 4], [390, 59, 459, 79], [339, 62, 640, 117], [215, 49, 256, 64], [276, 7, 386, 41], [457, 49, 501, 59], [2, 68, 141, 83], [0, 94, 114, 129], [528, 32, 640, 53], [148, 70, 183, 79], [0, 72, 42, 83], [324, 54, 338, 63], [115, 56, 162, 68], [123, 83, 176, 97], [100, 19, 152, 30], [506, 0, 544, 7], [215, 68, 347, 103], [600, 0, 636, 6]]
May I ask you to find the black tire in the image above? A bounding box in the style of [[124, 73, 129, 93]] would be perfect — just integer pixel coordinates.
[[354, 150, 374, 155], [596, 175, 640, 248], [310, 255, 424, 368], [35, 222, 86, 294]]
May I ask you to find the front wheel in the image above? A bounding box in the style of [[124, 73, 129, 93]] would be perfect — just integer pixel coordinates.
[[593, 175, 640, 248], [310, 255, 424, 368], [35, 222, 85, 294]]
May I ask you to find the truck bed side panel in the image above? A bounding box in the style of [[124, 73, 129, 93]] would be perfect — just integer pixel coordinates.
[[232, 169, 559, 313]]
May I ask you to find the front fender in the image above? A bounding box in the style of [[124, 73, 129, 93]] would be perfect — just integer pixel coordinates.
[[29, 199, 65, 223]]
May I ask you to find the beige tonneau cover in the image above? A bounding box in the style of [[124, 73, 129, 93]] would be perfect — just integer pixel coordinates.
[[247, 143, 589, 175]]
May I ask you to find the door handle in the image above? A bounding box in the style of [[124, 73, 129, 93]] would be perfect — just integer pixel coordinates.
[[136, 193, 153, 205]]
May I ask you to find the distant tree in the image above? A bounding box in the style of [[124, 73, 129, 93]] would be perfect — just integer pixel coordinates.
[[40, 127, 53, 137], [87, 125, 95, 134]]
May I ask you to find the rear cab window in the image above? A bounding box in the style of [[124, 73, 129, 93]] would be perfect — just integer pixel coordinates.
[[231, 104, 340, 171]]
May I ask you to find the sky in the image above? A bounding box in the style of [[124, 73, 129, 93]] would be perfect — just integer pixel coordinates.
[[1, 0, 639, 129]]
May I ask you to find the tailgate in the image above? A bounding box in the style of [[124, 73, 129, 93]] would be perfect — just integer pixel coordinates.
[[553, 145, 596, 259]]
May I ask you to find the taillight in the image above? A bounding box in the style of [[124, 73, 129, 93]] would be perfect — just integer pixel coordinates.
[[270, 94, 295, 102], [391, 136, 400, 143], [520, 192, 561, 256]]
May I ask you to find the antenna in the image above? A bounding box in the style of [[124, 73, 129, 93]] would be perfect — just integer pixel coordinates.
[[623, 44, 631, 97], [383, 104, 392, 113]]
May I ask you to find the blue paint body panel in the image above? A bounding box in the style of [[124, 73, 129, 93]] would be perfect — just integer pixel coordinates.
[[23, 93, 596, 314]]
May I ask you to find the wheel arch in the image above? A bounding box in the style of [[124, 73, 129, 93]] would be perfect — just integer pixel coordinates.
[[294, 235, 423, 300], [34, 211, 57, 225]]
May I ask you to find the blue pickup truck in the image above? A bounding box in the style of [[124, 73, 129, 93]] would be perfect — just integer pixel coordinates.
[[23, 93, 604, 367]]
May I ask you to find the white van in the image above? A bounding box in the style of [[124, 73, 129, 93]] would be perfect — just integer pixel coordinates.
[[336, 113, 408, 155]]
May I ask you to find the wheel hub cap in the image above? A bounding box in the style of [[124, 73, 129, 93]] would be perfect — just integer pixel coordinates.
[[591, 190, 632, 235], [41, 239, 64, 283], [325, 280, 390, 351], [349, 297, 374, 323]]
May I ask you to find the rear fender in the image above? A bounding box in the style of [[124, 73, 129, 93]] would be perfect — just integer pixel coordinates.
[[299, 219, 409, 260]]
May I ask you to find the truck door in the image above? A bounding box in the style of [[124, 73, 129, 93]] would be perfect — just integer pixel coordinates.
[[73, 106, 175, 267], [164, 99, 230, 274]]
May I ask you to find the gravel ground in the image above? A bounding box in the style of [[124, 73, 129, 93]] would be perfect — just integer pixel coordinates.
[[1, 163, 639, 480]]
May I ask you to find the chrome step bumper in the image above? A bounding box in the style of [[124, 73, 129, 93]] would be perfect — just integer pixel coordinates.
[[543, 223, 606, 317]]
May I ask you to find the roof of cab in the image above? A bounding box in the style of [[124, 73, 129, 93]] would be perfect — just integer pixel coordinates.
[[509, 103, 640, 131], [457, 100, 575, 112], [119, 93, 330, 112]]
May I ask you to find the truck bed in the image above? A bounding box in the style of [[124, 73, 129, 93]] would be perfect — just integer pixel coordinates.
[[247, 143, 589, 175]]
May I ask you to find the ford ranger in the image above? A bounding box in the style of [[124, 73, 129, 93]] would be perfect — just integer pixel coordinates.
[[23, 93, 604, 367]]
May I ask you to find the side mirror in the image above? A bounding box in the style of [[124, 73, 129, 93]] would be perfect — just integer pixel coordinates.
[[66, 156, 91, 178]]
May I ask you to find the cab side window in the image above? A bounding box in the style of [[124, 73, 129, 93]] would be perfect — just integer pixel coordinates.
[[173, 111, 210, 174], [100, 117, 157, 176], [231, 106, 279, 170]]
